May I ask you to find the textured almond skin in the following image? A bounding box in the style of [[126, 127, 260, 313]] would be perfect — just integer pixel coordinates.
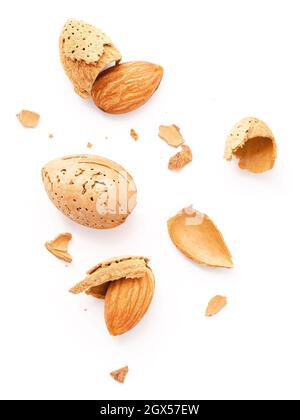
[[224, 117, 277, 173], [42, 155, 137, 229], [59, 19, 121, 98], [70, 256, 148, 295], [105, 268, 155, 336], [91, 62, 163, 114]]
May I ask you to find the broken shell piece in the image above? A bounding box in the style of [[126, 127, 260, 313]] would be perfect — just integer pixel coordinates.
[[70, 256, 155, 336], [167, 206, 233, 268], [224, 117, 277, 173], [59, 19, 122, 98], [130, 129, 139, 141], [45, 233, 72, 263], [17, 110, 40, 128], [70, 256, 148, 295], [159, 125, 185, 147], [110, 366, 129, 384], [205, 295, 227, 317], [168, 145, 193, 170], [86, 283, 110, 300]]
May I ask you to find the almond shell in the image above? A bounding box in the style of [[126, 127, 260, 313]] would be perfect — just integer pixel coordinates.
[[224, 117, 277, 173], [168, 206, 233, 269], [59, 19, 121, 98]]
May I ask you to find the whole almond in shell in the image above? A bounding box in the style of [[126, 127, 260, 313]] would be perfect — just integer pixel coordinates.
[[42, 155, 137, 229], [91, 61, 164, 114]]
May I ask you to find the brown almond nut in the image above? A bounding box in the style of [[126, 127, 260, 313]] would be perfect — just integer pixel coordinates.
[[59, 19, 122, 98], [224, 117, 277, 173], [41, 155, 137, 229], [168, 206, 233, 269], [105, 267, 155, 336], [91, 62, 164, 114], [70, 256, 155, 336]]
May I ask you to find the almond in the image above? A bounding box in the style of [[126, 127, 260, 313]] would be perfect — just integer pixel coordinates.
[[91, 62, 163, 114], [105, 268, 155, 336], [70, 256, 155, 336], [42, 154, 137, 229]]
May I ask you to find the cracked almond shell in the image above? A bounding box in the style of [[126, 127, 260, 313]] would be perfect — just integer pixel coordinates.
[[70, 256, 149, 295], [70, 256, 155, 336], [41, 155, 137, 229], [59, 19, 122, 99], [45, 232, 72, 263], [110, 366, 129, 383], [168, 206, 233, 268], [224, 117, 277, 173]]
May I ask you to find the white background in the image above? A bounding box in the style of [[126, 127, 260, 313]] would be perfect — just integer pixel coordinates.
[[0, 0, 299, 401]]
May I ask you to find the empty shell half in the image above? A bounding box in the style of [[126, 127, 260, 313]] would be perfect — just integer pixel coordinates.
[[59, 19, 122, 98], [70, 256, 155, 336], [167, 206, 233, 268], [224, 117, 277, 173], [41, 154, 137, 229]]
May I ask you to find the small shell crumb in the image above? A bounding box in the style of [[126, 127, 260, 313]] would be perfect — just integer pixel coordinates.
[[45, 233, 72, 263], [48, 133, 54, 139], [110, 366, 129, 384], [17, 110, 40, 128], [168, 145, 193, 170], [86, 142, 93, 149], [130, 129, 139, 141], [205, 296, 227, 317]]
